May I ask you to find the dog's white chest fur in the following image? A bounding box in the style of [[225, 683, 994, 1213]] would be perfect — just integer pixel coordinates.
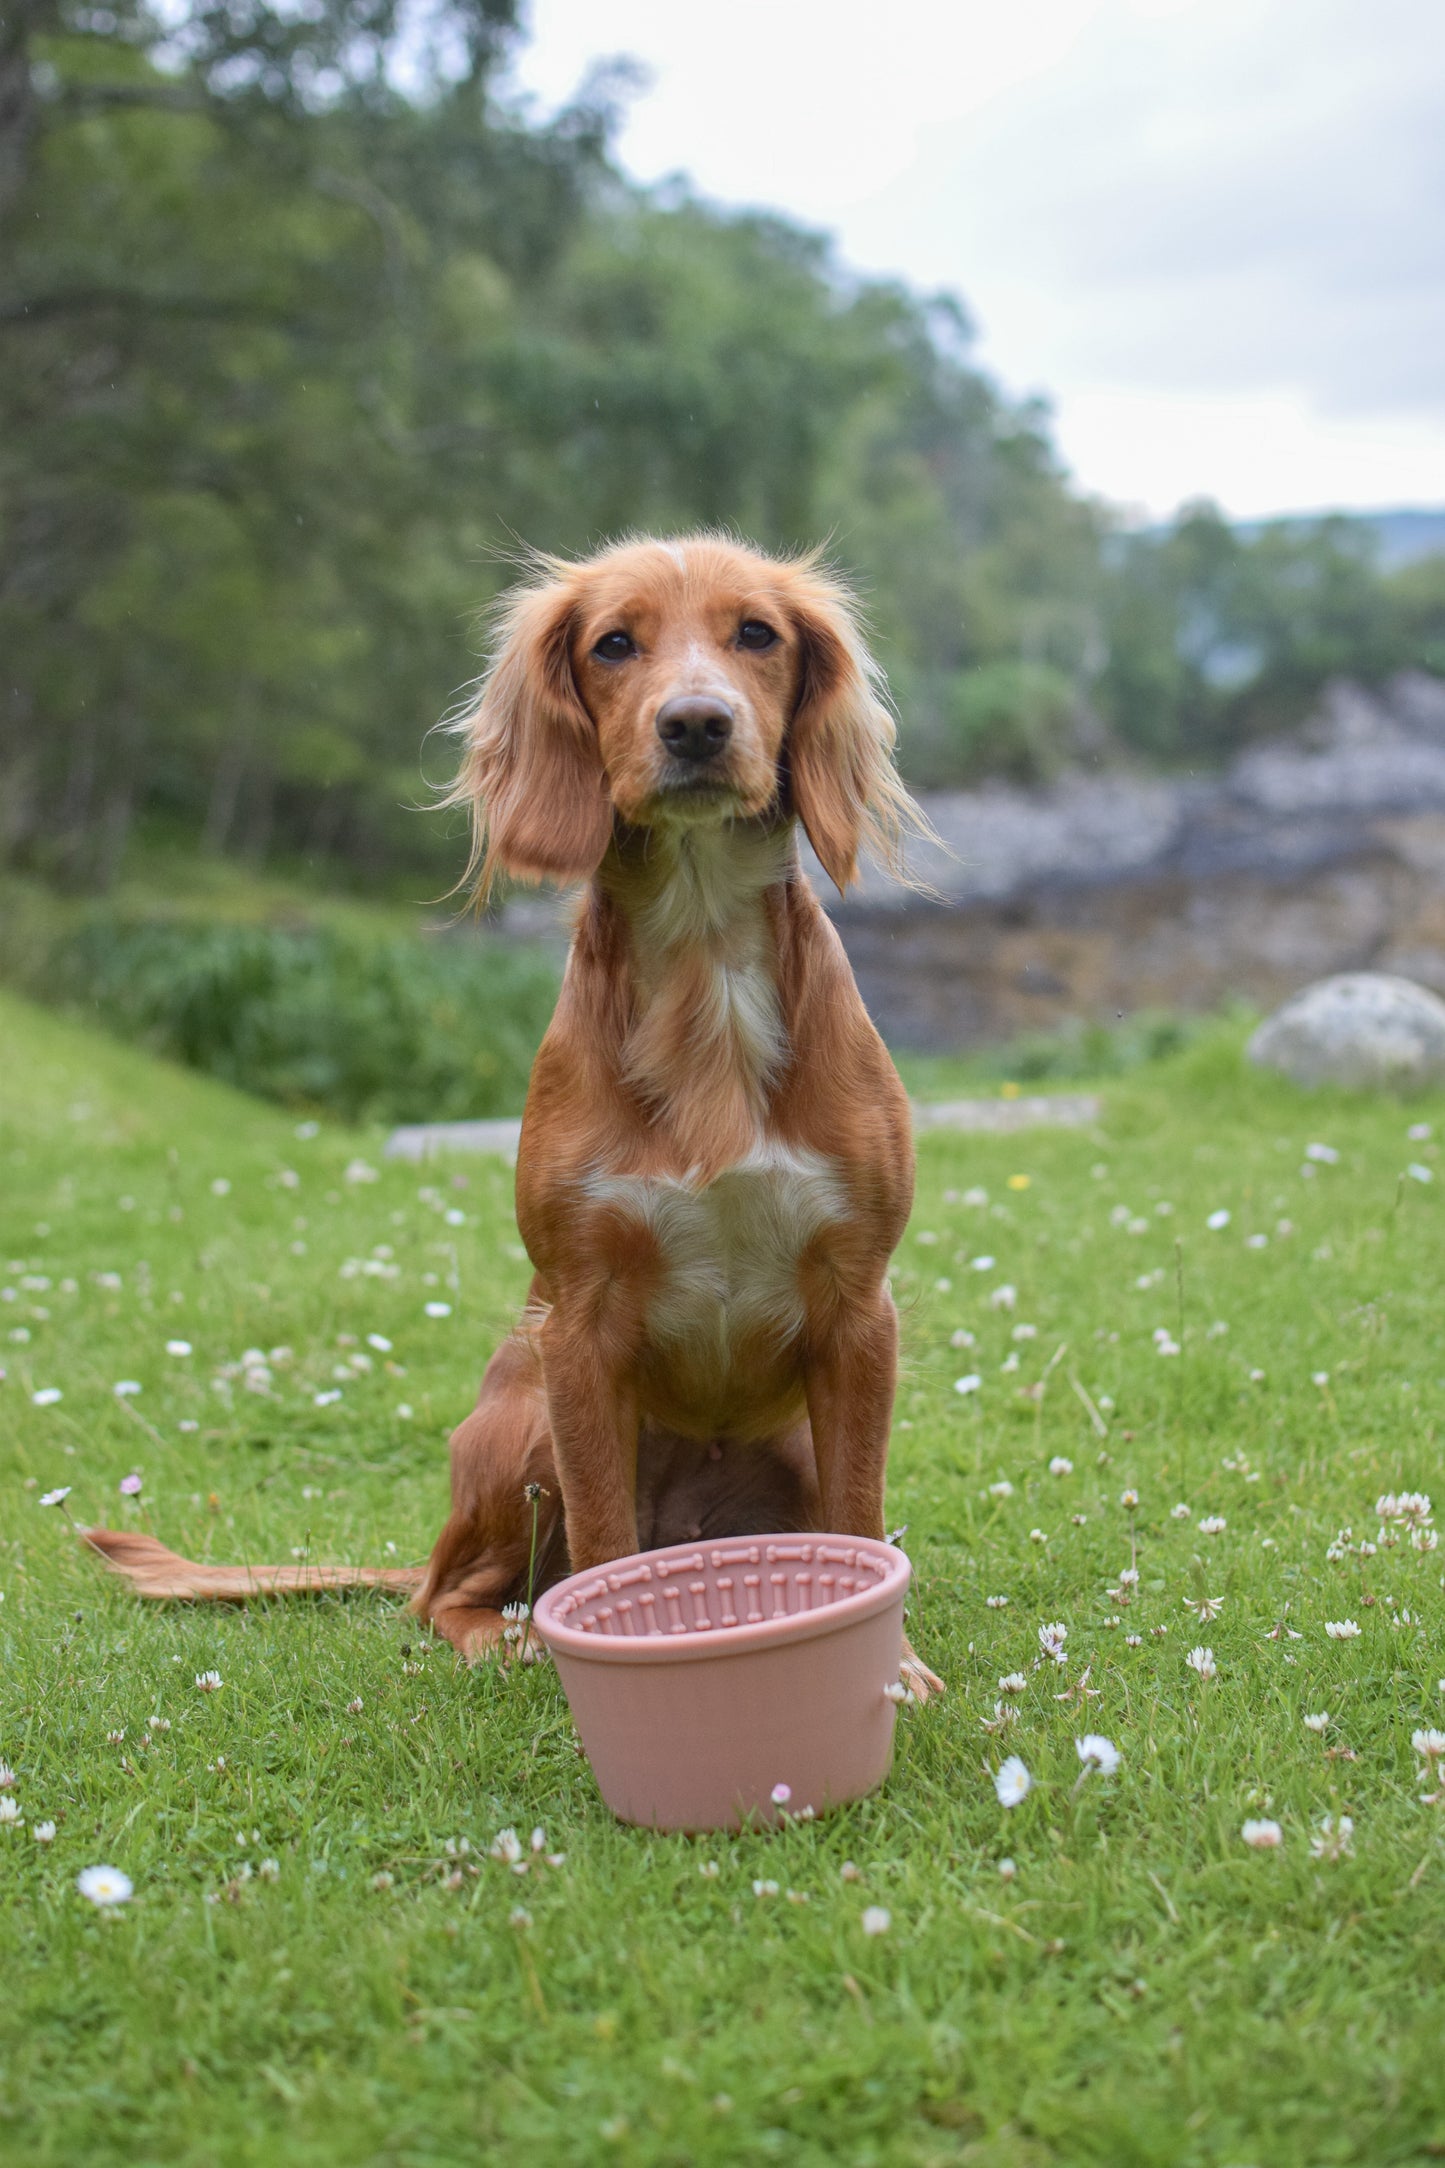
[[585, 1142, 847, 1364]]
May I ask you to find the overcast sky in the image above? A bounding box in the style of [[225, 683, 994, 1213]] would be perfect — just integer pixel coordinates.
[[506, 0, 1445, 522]]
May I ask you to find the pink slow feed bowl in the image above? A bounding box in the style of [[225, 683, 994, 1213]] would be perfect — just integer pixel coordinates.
[[533, 1533, 910, 1833]]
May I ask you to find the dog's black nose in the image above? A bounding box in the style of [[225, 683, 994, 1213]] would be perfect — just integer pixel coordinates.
[[655, 696, 734, 764]]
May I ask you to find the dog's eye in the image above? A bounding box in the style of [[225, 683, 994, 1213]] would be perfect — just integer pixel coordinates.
[[736, 620, 779, 652], [591, 629, 636, 662]]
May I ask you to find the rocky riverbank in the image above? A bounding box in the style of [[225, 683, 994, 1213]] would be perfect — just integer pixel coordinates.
[[496, 671, 1445, 1053]]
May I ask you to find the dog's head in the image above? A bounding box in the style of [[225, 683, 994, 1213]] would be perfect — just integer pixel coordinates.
[[447, 535, 920, 896]]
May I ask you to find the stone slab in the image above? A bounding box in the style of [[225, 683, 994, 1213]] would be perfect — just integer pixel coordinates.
[[384, 1093, 1102, 1162]]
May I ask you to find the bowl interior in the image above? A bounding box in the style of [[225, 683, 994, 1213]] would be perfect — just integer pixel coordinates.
[[540, 1535, 902, 1646]]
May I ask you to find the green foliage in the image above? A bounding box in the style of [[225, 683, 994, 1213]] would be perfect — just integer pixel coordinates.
[[0, 897, 559, 1121], [3, 990, 1445, 2163]]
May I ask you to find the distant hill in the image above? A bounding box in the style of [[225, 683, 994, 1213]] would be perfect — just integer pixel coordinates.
[[1239, 507, 1445, 568]]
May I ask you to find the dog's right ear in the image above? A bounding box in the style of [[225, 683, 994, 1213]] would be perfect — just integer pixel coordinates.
[[447, 572, 613, 897]]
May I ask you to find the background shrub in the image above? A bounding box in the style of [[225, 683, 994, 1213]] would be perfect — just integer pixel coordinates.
[[0, 892, 560, 1124]]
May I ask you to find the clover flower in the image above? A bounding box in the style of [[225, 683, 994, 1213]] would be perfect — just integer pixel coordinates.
[[1310, 1816, 1354, 1862], [1378, 1492, 1433, 1528], [1241, 1820, 1282, 1850]]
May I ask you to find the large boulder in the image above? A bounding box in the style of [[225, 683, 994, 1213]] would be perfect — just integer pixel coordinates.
[[1247, 972, 1445, 1092]]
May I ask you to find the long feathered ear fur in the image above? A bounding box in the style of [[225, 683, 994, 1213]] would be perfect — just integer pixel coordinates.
[[444, 567, 613, 900], [784, 562, 933, 893]]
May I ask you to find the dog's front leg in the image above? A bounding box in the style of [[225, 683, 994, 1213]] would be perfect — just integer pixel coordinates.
[[540, 1303, 641, 1571], [804, 1288, 945, 1700], [803, 1286, 896, 1543]]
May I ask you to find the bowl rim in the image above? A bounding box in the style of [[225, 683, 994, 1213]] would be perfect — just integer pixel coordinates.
[[533, 1533, 910, 1666]]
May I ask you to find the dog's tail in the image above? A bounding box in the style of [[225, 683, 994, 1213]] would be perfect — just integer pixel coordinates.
[[80, 1528, 426, 1602]]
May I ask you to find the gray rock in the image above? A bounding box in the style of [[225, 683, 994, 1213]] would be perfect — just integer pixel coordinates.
[[1246, 972, 1445, 1092]]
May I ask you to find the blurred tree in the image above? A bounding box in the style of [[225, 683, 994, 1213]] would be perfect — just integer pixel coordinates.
[[1095, 505, 1436, 768]]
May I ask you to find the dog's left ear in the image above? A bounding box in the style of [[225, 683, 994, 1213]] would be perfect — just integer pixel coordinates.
[[446, 569, 613, 899], [785, 567, 918, 893]]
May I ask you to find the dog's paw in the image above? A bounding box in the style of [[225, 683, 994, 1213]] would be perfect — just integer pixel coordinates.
[[427, 1604, 508, 1663], [900, 1640, 946, 1703]]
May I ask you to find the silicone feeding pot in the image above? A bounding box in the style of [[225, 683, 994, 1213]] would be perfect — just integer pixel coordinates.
[[533, 1533, 910, 1833]]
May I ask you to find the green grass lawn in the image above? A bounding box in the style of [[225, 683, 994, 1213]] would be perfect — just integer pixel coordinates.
[[2, 984, 1444, 2167]]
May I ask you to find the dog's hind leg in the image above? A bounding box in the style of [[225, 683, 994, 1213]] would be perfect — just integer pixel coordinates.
[[413, 1324, 567, 1661]]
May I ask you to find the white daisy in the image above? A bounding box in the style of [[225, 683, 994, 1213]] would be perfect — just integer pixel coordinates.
[[994, 1756, 1032, 1808], [77, 1864, 133, 1905]]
